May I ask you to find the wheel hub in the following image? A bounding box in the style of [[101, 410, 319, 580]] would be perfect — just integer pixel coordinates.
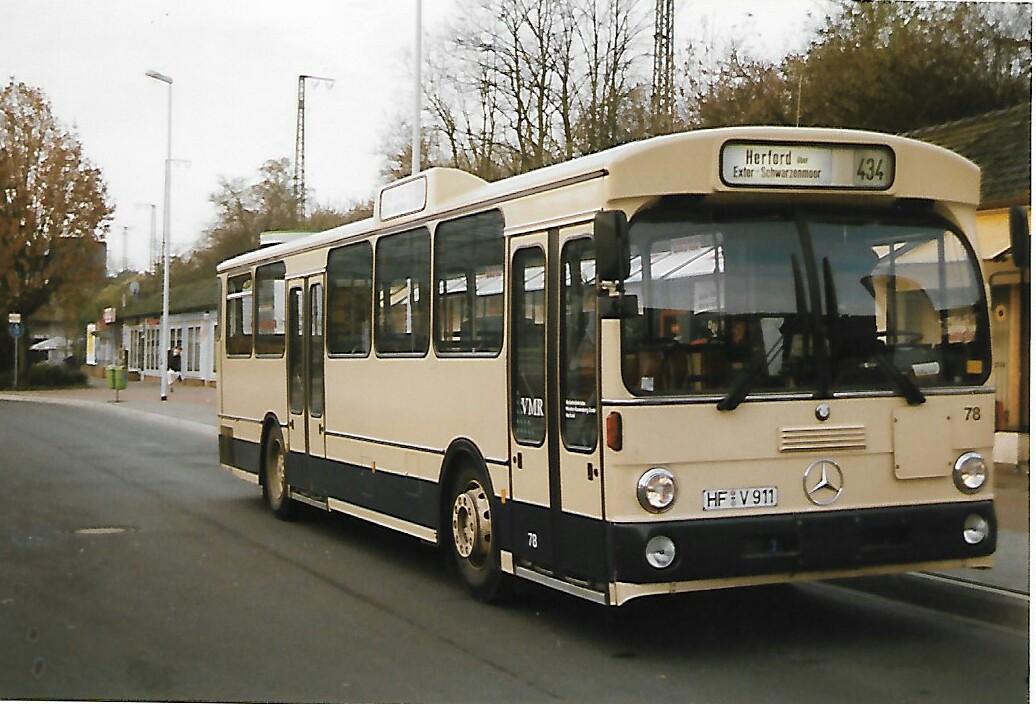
[[452, 482, 491, 562], [273, 448, 286, 489]]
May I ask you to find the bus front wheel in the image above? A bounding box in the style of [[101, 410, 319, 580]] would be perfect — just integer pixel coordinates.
[[261, 425, 296, 520], [448, 465, 506, 602]]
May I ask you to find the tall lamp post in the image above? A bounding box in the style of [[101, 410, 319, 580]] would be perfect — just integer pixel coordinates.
[[412, 0, 422, 176], [146, 69, 173, 401]]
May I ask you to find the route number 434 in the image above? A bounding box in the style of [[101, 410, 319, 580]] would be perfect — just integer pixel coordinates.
[[856, 157, 886, 182]]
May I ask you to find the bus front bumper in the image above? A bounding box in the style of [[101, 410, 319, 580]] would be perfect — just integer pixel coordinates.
[[609, 500, 996, 587]]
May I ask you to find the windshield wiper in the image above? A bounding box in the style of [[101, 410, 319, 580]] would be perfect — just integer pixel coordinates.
[[718, 254, 808, 412], [716, 331, 787, 412], [865, 346, 926, 405], [825, 258, 925, 406], [716, 364, 761, 411]]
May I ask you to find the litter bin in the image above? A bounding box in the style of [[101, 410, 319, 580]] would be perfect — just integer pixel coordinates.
[[106, 364, 127, 398]]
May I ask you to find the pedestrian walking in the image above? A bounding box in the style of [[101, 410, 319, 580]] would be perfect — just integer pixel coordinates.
[[167, 346, 182, 390]]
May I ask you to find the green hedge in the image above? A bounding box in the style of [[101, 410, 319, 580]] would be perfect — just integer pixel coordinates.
[[0, 363, 88, 390]]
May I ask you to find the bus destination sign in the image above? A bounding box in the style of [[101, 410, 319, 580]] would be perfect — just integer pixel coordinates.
[[720, 141, 894, 190]]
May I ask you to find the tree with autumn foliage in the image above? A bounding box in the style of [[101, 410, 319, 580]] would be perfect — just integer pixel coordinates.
[[124, 158, 364, 305], [688, 2, 1031, 132], [0, 80, 112, 381]]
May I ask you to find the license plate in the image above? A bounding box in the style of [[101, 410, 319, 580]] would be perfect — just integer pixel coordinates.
[[703, 486, 778, 511]]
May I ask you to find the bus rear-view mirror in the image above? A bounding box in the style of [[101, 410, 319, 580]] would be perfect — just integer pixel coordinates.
[[595, 210, 630, 284]]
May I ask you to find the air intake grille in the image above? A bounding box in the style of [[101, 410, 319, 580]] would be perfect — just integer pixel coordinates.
[[780, 425, 867, 453]]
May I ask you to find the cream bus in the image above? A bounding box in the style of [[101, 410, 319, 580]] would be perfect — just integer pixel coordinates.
[[217, 126, 999, 606]]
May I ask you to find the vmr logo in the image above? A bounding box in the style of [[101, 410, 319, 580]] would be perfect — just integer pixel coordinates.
[[519, 397, 545, 417]]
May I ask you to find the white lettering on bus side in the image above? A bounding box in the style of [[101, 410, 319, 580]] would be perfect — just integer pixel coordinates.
[[520, 397, 545, 417]]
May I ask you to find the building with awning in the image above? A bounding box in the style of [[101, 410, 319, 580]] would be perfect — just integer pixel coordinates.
[[908, 103, 1031, 466], [29, 335, 71, 364], [87, 278, 218, 386]]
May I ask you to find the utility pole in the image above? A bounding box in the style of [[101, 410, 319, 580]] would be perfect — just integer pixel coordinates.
[[652, 0, 675, 135], [136, 203, 157, 274], [293, 75, 334, 221]]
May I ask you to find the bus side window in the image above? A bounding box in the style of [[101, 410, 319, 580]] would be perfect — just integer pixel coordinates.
[[327, 242, 373, 356], [288, 288, 304, 414], [309, 283, 324, 417], [434, 210, 504, 355], [510, 249, 547, 446], [375, 228, 430, 355], [226, 273, 253, 357], [254, 262, 286, 356], [561, 238, 598, 451]]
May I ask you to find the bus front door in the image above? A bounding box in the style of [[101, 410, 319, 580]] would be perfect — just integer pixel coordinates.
[[286, 277, 326, 495], [509, 229, 605, 589]]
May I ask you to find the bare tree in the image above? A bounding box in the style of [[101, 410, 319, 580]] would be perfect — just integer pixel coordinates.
[[411, 0, 650, 181], [573, 0, 650, 153]]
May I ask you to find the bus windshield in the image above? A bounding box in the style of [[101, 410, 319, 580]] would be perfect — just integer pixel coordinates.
[[619, 203, 990, 403]]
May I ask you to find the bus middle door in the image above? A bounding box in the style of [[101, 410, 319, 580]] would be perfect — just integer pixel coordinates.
[[286, 277, 327, 495]]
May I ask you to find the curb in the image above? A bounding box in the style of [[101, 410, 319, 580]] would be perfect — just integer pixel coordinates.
[[827, 572, 1029, 633], [0, 393, 214, 437]]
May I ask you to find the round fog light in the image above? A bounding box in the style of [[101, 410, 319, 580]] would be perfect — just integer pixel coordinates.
[[646, 535, 676, 569], [953, 452, 988, 494], [963, 514, 989, 545]]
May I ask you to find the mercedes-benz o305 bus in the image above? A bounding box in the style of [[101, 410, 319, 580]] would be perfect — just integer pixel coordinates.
[[217, 126, 997, 606]]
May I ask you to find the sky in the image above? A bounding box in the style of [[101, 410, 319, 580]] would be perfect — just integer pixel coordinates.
[[2, 0, 828, 273]]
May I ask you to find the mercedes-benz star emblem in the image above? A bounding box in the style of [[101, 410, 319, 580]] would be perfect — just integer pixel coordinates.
[[803, 459, 844, 506]]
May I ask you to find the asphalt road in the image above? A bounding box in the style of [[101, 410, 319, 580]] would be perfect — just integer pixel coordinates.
[[0, 401, 1029, 703]]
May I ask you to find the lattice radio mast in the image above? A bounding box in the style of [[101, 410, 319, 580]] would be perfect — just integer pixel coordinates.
[[293, 75, 334, 221], [652, 0, 675, 135]]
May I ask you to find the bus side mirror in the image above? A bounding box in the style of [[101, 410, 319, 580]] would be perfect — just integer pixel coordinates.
[[1009, 206, 1029, 269], [595, 210, 630, 284]]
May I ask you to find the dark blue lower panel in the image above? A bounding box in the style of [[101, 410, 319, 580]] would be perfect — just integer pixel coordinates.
[[506, 501, 609, 583], [221, 442, 993, 589], [220, 435, 261, 477], [490, 500, 998, 587], [286, 452, 441, 532], [609, 501, 997, 584]]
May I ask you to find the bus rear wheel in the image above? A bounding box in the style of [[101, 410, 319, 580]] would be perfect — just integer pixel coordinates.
[[261, 426, 296, 520], [448, 465, 506, 602]]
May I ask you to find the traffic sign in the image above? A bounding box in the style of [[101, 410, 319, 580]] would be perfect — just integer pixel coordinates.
[[8, 322, 23, 339]]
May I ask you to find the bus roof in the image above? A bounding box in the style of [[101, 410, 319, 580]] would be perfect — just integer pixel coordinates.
[[218, 126, 979, 274]]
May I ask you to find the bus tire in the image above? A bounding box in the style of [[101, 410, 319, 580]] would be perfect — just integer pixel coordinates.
[[447, 463, 507, 603], [261, 424, 296, 520]]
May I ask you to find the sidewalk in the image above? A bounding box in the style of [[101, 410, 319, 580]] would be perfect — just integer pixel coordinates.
[[0, 379, 1029, 598], [0, 376, 216, 431]]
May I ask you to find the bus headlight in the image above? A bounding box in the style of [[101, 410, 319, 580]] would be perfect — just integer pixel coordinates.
[[646, 535, 677, 569], [953, 452, 988, 494], [637, 468, 676, 513], [963, 514, 990, 545]]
